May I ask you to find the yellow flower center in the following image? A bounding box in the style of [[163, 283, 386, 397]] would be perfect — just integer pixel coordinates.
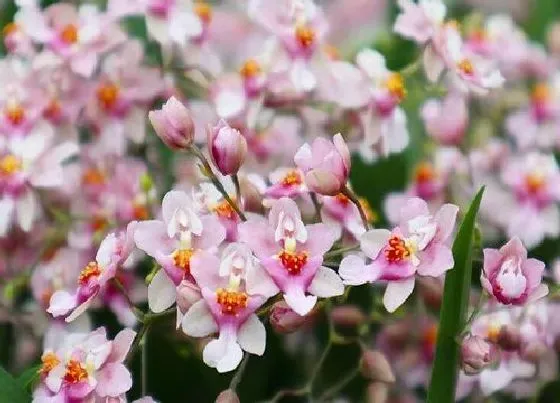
[[295, 24, 315, 49], [216, 288, 248, 315], [82, 168, 106, 186], [457, 59, 474, 76], [63, 360, 88, 384], [39, 352, 60, 375], [0, 154, 22, 176], [194, 1, 212, 24], [531, 83, 550, 104], [172, 248, 195, 273], [2, 22, 18, 37], [525, 172, 545, 194], [282, 170, 303, 186], [78, 261, 102, 285], [385, 73, 406, 101], [60, 24, 79, 45], [415, 162, 436, 184], [97, 82, 120, 111], [4, 101, 25, 126], [240, 59, 261, 79]]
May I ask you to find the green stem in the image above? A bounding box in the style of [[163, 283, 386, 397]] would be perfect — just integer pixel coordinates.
[[229, 354, 250, 391], [189, 145, 247, 221], [342, 186, 369, 230], [126, 321, 151, 364], [232, 173, 241, 202], [324, 244, 359, 260], [318, 367, 359, 400], [112, 278, 145, 322]]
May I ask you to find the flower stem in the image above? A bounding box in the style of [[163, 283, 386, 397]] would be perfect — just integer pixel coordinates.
[[342, 186, 369, 230], [318, 367, 359, 400], [112, 278, 145, 322], [232, 173, 241, 202], [324, 244, 359, 260], [229, 354, 250, 391], [189, 145, 247, 221]]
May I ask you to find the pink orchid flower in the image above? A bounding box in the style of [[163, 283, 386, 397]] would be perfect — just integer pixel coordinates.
[[33, 327, 136, 402], [481, 237, 548, 305], [320, 192, 366, 241], [340, 198, 457, 312], [239, 198, 343, 315], [421, 93, 469, 145], [294, 133, 350, 196], [394, 0, 447, 44], [265, 167, 308, 199], [47, 221, 137, 322], [135, 190, 225, 313], [0, 130, 79, 236], [181, 243, 276, 372]]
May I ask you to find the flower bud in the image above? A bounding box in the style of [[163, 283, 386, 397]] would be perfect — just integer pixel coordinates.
[[330, 305, 366, 327], [460, 335, 497, 375], [366, 382, 388, 403], [215, 389, 240, 403], [269, 301, 311, 333], [149, 97, 195, 150], [496, 325, 521, 352], [176, 281, 201, 313], [360, 350, 395, 383], [207, 120, 247, 175]]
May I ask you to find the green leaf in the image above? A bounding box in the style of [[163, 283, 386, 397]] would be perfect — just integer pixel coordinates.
[[0, 365, 31, 403], [16, 365, 41, 392], [426, 187, 485, 403]]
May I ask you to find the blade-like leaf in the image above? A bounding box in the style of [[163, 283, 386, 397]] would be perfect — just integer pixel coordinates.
[[0, 365, 31, 403], [17, 364, 41, 392], [426, 187, 485, 403]]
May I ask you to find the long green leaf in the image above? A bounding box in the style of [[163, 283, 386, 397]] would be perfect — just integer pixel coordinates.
[[0, 365, 31, 403], [426, 187, 485, 403], [17, 365, 41, 392]]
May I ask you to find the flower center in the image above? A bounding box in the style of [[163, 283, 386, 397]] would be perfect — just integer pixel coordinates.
[[60, 24, 78, 45], [39, 352, 60, 375], [82, 168, 106, 186], [279, 249, 308, 275], [216, 288, 248, 315], [525, 172, 545, 194], [384, 236, 411, 263], [90, 215, 109, 232], [213, 199, 237, 220], [64, 360, 88, 384], [2, 22, 18, 37], [172, 248, 194, 273], [133, 202, 149, 220], [415, 162, 436, 183], [78, 261, 102, 285], [531, 83, 550, 105], [457, 59, 474, 76], [295, 24, 315, 49], [43, 98, 62, 121], [97, 82, 120, 111], [335, 192, 350, 205], [0, 154, 22, 176], [240, 59, 261, 79], [385, 73, 406, 101], [4, 101, 25, 126], [282, 170, 303, 186], [194, 1, 212, 24]]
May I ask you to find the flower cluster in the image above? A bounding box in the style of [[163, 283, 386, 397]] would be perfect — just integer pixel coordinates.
[[0, 0, 559, 402]]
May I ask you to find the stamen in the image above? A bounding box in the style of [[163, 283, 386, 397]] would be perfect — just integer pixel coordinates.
[[78, 261, 102, 285], [531, 83, 550, 104], [39, 352, 60, 375], [335, 193, 350, 205], [282, 170, 303, 186], [4, 101, 25, 126], [63, 360, 88, 384], [457, 59, 474, 76], [295, 24, 315, 49], [60, 24, 78, 45], [0, 154, 22, 176], [172, 248, 194, 273], [279, 249, 308, 275], [384, 236, 411, 263], [213, 199, 237, 220], [216, 288, 248, 315], [240, 59, 261, 79], [525, 172, 545, 194], [97, 82, 120, 111], [2, 22, 18, 37], [385, 73, 406, 101], [414, 162, 435, 183], [82, 168, 106, 186]]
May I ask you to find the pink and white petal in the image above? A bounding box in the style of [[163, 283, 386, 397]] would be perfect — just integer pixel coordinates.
[[203, 334, 243, 373], [360, 229, 391, 260], [308, 266, 344, 298], [294, 143, 313, 171], [47, 290, 77, 317], [108, 328, 137, 364], [134, 220, 175, 258], [339, 255, 380, 285], [71, 52, 98, 77], [65, 295, 95, 322], [190, 250, 221, 290], [96, 233, 117, 267], [245, 263, 279, 298], [0, 197, 15, 236], [162, 190, 191, 229], [527, 284, 549, 303], [523, 258, 546, 290], [417, 244, 454, 277], [181, 300, 218, 337], [383, 277, 415, 313], [284, 287, 317, 316], [479, 365, 514, 396], [195, 215, 226, 250], [238, 218, 277, 259], [237, 314, 266, 356], [398, 197, 429, 226], [434, 204, 459, 242], [482, 248, 503, 277], [304, 223, 340, 256], [148, 270, 177, 313], [16, 190, 36, 232], [95, 363, 133, 397], [423, 44, 445, 82], [44, 363, 65, 393]]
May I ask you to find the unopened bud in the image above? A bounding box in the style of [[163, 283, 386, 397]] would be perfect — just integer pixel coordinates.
[[330, 305, 366, 327], [460, 335, 498, 375], [269, 301, 311, 333], [360, 350, 395, 383], [215, 389, 240, 403], [496, 325, 521, 352], [207, 120, 247, 176], [367, 382, 388, 403], [176, 281, 201, 313], [149, 97, 195, 150]]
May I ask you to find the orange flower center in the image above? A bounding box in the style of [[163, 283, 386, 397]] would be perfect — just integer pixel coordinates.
[[240, 59, 261, 79], [531, 83, 550, 104], [43, 98, 62, 120], [60, 24, 78, 45], [279, 249, 308, 275], [82, 168, 106, 186], [457, 59, 474, 76], [64, 360, 88, 384], [385, 73, 406, 101], [133, 202, 149, 220], [525, 172, 545, 194], [97, 82, 120, 111], [78, 261, 102, 285], [0, 154, 22, 176], [295, 24, 315, 49], [2, 22, 18, 37], [384, 236, 411, 263], [487, 324, 501, 343], [194, 2, 212, 24], [415, 162, 436, 183], [216, 288, 248, 315], [335, 192, 350, 205], [4, 102, 25, 126], [173, 248, 194, 273], [39, 352, 60, 375], [282, 170, 303, 186], [213, 199, 237, 220], [90, 215, 109, 232]]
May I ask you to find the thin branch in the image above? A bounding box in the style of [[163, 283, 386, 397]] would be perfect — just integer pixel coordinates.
[[341, 186, 369, 230], [229, 354, 250, 391]]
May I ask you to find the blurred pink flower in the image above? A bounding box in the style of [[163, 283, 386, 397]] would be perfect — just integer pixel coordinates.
[[149, 97, 195, 151], [421, 93, 468, 145]]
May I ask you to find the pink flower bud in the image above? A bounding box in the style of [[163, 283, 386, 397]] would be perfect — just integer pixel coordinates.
[[330, 305, 366, 327], [366, 382, 389, 403], [460, 335, 498, 375], [360, 350, 395, 383], [149, 97, 195, 150], [176, 281, 201, 313], [207, 120, 248, 175], [215, 389, 240, 403], [294, 133, 351, 195], [269, 301, 312, 333]]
